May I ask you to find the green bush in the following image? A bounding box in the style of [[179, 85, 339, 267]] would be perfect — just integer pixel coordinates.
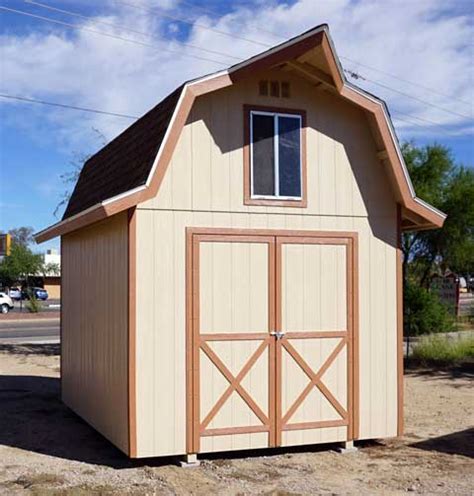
[[412, 335, 474, 366], [26, 295, 42, 313], [404, 281, 454, 336]]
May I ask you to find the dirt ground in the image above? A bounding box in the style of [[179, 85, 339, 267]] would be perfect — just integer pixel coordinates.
[[0, 344, 472, 495]]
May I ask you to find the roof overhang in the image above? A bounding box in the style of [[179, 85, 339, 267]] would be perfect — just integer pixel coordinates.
[[35, 25, 445, 243]]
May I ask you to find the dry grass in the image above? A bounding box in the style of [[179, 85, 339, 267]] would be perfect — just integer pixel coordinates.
[[411, 335, 474, 366]]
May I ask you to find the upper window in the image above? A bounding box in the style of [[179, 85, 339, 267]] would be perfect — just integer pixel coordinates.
[[250, 110, 303, 200]]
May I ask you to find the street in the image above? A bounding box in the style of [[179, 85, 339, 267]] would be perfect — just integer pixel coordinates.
[[0, 319, 59, 343], [9, 299, 60, 314]]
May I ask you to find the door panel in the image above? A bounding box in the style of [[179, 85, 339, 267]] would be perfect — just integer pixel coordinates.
[[281, 243, 347, 331], [277, 238, 351, 446], [192, 236, 275, 453], [199, 242, 269, 334]]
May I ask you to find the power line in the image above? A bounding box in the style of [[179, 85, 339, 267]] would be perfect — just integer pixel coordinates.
[[9, 3, 470, 120], [1, 91, 463, 139], [0, 93, 139, 119], [391, 112, 464, 137], [24, 0, 242, 63], [162, 1, 472, 109], [2, 4, 470, 135], [0, 6, 229, 67], [345, 69, 472, 120], [393, 109, 446, 128], [340, 55, 471, 107], [390, 114, 463, 137], [177, 0, 284, 41], [114, 0, 271, 47], [129, 0, 472, 118]]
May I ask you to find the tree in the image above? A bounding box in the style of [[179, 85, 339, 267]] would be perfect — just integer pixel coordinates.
[[401, 142, 474, 339], [8, 226, 35, 247], [438, 167, 474, 275], [42, 262, 60, 277], [0, 243, 43, 287], [404, 281, 454, 336], [55, 128, 107, 218], [402, 142, 474, 286]]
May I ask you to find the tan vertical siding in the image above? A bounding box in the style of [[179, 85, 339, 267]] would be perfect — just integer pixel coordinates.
[[62, 212, 129, 454], [199, 241, 270, 453], [135, 211, 397, 457], [134, 68, 399, 457]]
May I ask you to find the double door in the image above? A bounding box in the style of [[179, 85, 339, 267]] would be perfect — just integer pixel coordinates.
[[187, 229, 358, 454]]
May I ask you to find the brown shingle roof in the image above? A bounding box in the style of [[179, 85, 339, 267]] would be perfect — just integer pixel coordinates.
[[63, 85, 184, 220]]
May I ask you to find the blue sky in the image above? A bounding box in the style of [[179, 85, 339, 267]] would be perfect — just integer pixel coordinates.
[[1, 0, 473, 253]]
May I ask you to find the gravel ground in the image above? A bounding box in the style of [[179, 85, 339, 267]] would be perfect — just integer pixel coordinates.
[[0, 344, 472, 495]]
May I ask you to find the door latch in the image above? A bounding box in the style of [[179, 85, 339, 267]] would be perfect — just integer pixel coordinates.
[[270, 330, 285, 340]]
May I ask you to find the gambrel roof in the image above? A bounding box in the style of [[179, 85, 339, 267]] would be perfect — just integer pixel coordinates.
[[64, 86, 183, 219], [36, 24, 446, 242]]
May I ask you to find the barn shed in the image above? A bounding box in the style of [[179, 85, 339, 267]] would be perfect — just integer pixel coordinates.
[[36, 25, 446, 461]]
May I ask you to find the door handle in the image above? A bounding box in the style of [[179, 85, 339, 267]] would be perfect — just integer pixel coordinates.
[[270, 330, 285, 340]]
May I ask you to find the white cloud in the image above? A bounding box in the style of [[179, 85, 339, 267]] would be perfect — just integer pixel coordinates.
[[1, 0, 472, 154]]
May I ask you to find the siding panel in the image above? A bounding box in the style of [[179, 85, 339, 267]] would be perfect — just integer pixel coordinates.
[[62, 212, 129, 454]]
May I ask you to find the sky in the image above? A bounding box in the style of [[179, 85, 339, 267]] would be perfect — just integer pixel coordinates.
[[0, 0, 473, 253]]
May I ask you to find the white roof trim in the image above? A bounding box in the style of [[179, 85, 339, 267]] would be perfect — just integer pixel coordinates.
[[414, 196, 447, 219], [101, 184, 147, 205], [35, 185, 147, 240], [345, 83, 416, 197], [145, 70, 230, 189], [35, 203, 101, 240], [188, 69, 229, 86], [145, 86, 187, 188]]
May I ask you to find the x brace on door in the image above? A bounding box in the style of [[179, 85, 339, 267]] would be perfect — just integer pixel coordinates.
[[281, 336, 348, 430], [199, 336, 271, 437]]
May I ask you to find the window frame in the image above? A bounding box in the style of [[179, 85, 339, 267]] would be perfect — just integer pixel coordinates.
[[244, 104, 307, 207]]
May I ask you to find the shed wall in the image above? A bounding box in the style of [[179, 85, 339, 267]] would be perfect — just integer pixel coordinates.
[[135, 212, 397, 457], [134, 69, 398, 457], [62, 212, 129, 454]]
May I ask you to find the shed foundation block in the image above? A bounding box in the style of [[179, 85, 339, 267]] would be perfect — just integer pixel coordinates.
[[180, 453, 200, 467], [337, 440, 358, 454]]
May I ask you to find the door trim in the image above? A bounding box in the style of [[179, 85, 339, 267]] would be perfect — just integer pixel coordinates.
[[187, 231, 276, 453], [186, 227, 359, 453]]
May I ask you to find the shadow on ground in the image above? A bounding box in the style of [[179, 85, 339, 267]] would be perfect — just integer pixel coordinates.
[[0, 371, 350, 469], [0, 374, 141, 468], [411, 428, 474, 459], [0, 371, 347, 468], [404, 367, 474, 386]]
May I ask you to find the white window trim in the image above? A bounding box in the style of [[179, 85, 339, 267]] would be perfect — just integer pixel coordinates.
[[250, 110, 303, 200]]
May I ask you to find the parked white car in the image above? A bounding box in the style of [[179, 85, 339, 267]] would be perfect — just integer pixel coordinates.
[[0, 292, 14, 314], [8, 287, 22, 300]]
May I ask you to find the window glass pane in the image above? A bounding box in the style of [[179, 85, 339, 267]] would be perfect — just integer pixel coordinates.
[[252, 114, 275, 196], [278, 116, 301, 197]]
